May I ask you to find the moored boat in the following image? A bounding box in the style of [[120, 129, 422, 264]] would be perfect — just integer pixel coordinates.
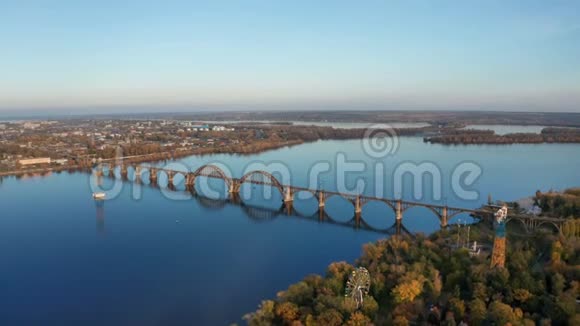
[[93, 192, 106, 200]]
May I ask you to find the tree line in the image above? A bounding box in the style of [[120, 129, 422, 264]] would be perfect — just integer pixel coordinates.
[[244, 216, 579, 325]]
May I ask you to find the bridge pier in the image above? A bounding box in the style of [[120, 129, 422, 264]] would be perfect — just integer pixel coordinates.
[[441, 206, 448, 228], [319, 209, 325, 222], [317, 191, 325, 209], [317, 191, 326, 221], [396, 199, 403, 221], [167, 171, 174, 186], [395, 218, 402, 236], [284, 201, 293, 215], [149, 168, 158, 183], [229, 179, 240, 194], [354, 195, 362, 226], [186, 173, 196, 189], [120, 165, 128, 179], [283, 187, 294, 215], [284, 187, 293, 204], [229, 191, 241, 204], [134, 166, 142, 183], [187, 183, 197, 196]]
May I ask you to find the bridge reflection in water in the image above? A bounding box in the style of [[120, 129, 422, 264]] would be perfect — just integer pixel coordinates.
[[95, 200, 105, 235], [95, 168, 412, 236], [174, 181, 410, 236]]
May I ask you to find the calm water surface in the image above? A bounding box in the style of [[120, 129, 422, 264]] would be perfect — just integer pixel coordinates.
[[1, 136, 579, 325]]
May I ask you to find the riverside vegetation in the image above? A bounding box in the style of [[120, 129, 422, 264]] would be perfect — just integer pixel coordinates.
[[243, 190, 580, 326]]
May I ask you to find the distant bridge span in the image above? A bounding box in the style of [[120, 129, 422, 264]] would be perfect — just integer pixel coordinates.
[[94, 163, 568, 233]]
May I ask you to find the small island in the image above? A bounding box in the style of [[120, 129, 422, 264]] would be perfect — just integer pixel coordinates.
[[425, 127, 580, 145]]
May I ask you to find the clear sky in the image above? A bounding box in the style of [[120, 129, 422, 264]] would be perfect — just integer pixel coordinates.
[[1, 1, 579, 113]]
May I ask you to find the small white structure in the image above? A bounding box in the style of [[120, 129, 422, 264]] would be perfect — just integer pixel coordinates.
[[93, 192, 106, 200], [54, 159, 68, 165], [469, 241, 481, 257], [18, 157, 51, 166]]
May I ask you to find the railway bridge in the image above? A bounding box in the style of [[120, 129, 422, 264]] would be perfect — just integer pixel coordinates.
[[94, 163, 569, 234]]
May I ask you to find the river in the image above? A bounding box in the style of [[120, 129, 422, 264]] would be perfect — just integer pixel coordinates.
[[1, 135, 579, 325]]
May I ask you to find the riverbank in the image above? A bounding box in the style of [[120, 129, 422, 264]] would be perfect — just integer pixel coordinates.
[[0, 139, 305, 177], [4, 121, 580, 177]]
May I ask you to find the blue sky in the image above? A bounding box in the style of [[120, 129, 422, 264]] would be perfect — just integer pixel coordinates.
[[1, 1, 579, 113]]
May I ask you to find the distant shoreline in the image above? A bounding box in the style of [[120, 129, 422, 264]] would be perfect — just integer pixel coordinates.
[[2, 110, 580, 128]]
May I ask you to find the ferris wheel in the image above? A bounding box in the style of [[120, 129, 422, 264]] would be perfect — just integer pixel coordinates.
[[345, 267, 371, 309]]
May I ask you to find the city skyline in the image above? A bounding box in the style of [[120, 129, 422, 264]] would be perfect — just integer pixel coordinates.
[[1, 1, 579, 113]]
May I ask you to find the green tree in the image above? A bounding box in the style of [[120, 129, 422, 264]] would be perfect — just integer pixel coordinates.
[[469, 299, 486, 326], [316, 309, 343, 326], [487, 267, 510, 294], [275, 302, 300, 323], [392, 315, 409, 326], [361, 296, 379, 317], [245, 300, 275, 326], [513, 288, 533, 303], [448, 298, 465, 322], [392, 279, 423, 303], [472, 282, 487, 301], [279, 281, 314, 306], [346, 312, 371, 326], [487, 300, 518, 325], [550, 273, 566, 296]]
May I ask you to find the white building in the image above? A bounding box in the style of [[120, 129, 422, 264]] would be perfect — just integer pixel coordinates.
[[18, 157, 51, 166], [23, 122, 41, 129]]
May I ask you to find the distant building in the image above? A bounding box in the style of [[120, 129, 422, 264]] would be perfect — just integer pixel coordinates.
[[22, 122, 41, 129], [53, 159, 68, 165], [18, 157, 51, 166], [191, 124, 210, 131]]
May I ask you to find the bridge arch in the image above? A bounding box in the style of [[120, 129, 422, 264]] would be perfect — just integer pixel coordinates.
[[197, 196, 228, 210], [506, 218, 529, 233], [447, 209, 474, 221], [398, 205, 441, 233], [323, 194, 356, 223], [402, 203, 443, 221], [192, 164, 231, 187], [359, 220, 404, 236], [362, 198, 396, 212], [536, 221, 561, 234], [239, 170, 285, 196], [242, 205, 281, 222], [291, 190, 319, 216], [160, 169, 186, 187], [293, 189, 317, 201], [324, 193, 357, 206], [360, 200, 397, 230]]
